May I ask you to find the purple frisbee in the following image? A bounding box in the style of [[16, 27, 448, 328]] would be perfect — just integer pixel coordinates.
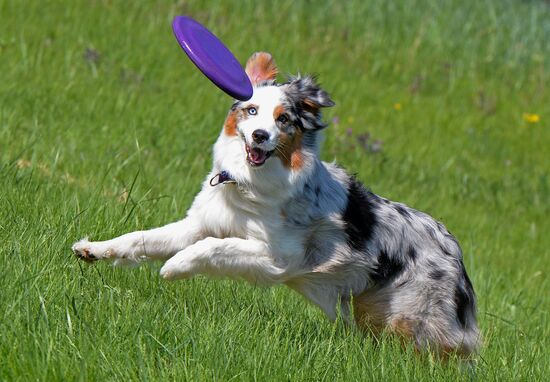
[[172, 16, 253, 101]]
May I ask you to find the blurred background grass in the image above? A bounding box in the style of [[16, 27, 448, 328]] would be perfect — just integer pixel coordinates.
[[1, 0, 549, 380]]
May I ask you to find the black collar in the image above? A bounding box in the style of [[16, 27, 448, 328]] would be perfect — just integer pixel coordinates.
[[209, 171, 236, 186]]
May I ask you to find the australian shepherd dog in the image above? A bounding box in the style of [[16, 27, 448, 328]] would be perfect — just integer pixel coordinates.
[[73, 52, 480, 356]]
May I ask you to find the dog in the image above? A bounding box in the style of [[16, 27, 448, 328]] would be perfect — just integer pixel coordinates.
[[72, 52, 480, 356]]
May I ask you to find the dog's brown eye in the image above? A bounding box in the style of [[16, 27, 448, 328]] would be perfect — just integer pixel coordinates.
[[247, 107, 257, 115], [277, 115, 288, 124]]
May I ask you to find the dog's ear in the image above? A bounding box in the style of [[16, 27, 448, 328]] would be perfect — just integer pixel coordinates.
[[285, 75, 335, 130], [286, 75, 335, 112], [245, 52, 278, 86]]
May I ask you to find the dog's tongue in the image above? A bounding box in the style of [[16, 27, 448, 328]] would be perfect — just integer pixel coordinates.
[[249, 148, 267, 164]]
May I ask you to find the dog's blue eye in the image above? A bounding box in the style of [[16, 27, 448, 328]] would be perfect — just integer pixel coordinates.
[[247, 107, 257, 115]]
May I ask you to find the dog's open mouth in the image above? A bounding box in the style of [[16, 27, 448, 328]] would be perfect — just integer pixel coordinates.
[[245, 144, 273, 167]]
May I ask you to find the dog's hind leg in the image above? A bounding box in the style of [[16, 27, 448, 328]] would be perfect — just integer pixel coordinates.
[[159, 237, 286, 284], [286, 280, 354, 323], [72, 217, 204, 265]]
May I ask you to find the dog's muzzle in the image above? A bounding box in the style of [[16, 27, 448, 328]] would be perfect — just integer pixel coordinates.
[[245, 144, 273, 167]]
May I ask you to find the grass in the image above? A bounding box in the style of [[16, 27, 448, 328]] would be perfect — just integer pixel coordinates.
[[1, 0, 549, 380]]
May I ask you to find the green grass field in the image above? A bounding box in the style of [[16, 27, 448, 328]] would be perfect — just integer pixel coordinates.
[[1, 0, 549, 380]]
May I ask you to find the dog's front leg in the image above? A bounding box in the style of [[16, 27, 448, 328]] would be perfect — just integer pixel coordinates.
[[72, 217, 204, 265], [159, 237, 286, 284]]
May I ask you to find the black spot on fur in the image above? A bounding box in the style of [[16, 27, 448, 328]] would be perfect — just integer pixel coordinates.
[[454, 260, 476, 328], [426, 260, 436, 268], [407, 246, 417, 262], [342, 177, 377, 251], [455, 287, 470, 328], [429, 269, 446, 280], [394, 204, 411, 219], [371, 250, 405, 284]]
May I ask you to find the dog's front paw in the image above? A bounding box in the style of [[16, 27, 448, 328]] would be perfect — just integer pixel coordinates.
[[71, 238, 110, 263], [160, 255, 196, 281]]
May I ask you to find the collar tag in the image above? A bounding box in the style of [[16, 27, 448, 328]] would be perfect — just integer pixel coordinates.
[[210, 171, 237, 187]]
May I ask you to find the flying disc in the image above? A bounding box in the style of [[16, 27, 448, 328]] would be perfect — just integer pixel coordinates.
[[172, 16, 253, 101]]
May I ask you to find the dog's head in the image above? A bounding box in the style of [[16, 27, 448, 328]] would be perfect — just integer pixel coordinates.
[[222, 52, 334, 171]]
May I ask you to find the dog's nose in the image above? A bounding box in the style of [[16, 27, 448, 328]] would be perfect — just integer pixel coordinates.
[[252, 129, 269, 144]]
